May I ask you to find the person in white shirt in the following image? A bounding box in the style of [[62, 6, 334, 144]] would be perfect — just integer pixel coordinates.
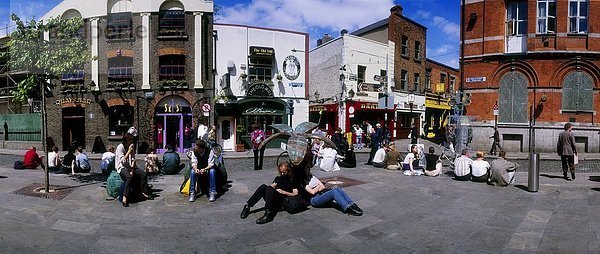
[[100, 145, 116, 176], [318, 144, 341, 172], [353, 125, 364, 150], [47, 145, 61, 172], [372, 146, 387, 168], [197, 122, 208, 141], [402, 144, 423, 175], [471, 151, 491, 182], [453, 149, 473, 181]]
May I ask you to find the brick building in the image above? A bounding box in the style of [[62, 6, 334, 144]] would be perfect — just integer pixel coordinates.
[[323, 4, 429, 139], [41, 0, 214, 153], [424, 59, 459, 140], [462, 0, 600, 153]]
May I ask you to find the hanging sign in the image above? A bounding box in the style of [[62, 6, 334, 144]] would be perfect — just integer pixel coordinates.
[[246, 83, 274, 97], [283, 55, 301, 81], [250, 46, 275, 57]]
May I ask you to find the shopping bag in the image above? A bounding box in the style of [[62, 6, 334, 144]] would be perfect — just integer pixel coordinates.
[[574, 154, 579, 165], [180, 178, 190, 196]]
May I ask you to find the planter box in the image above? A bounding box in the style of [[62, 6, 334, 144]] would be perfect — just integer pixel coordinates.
[[235, 144, 245, 152]]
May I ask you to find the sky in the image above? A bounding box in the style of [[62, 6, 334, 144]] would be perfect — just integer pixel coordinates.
[[1, 0, 460, 68]]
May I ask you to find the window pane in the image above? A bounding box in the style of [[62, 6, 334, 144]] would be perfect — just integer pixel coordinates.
[[548, 17, 555, 32], [507, 3, 517, 20], [569, 17, 577, 32], [579, 2, 587, 16], [537, 19, 546, 33], [518, 20, 527, 34], [507, 21, 515, 35], [579, 18, 587, 33], [548, 2, 556, 16], [518, 2, 528, 20], [569, 2, 577, 16], [538, 3, 546, 18]]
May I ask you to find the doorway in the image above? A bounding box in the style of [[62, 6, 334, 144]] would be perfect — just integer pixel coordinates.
[[154, 96, 193, 153], [219, 117, 235, 151], [62, 107, 86, 150]]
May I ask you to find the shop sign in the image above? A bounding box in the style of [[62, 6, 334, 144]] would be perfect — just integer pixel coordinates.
[[283, 55, 301, 80], [360, 103, 378, 109], [310, 105, 325, 112], [244, 107, 278, 114], [435, 83, 445, 93], [247, 83, 274, 97], [55, 98, 92, 105], [250, 46, 275, 57], [289, 82, 304, 87]]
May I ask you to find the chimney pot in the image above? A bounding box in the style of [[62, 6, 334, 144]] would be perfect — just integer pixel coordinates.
[[390, 5, 403, 16], [340, 29, 348, 36]]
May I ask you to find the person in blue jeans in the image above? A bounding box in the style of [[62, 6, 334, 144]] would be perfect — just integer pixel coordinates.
[[188, 140, 217, 202], [304, 175, 363, 216]]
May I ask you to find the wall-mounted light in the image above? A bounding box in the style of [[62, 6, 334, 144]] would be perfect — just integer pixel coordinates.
[[540, 94, 547, 103]]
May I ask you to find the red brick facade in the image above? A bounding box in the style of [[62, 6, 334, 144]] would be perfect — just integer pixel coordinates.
[[462, 0, 600, 152]]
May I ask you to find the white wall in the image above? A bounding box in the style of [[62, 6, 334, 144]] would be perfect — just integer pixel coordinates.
[[42, 0, 213, 20], [309, 38, 344, 100]]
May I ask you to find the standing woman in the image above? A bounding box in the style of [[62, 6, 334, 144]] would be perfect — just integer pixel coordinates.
[[251, 123, 265, 170], [115, 133, 149, 207]]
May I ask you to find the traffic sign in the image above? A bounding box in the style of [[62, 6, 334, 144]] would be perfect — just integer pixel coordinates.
[[493, 102, 499, 116], [202, 103, 211, 112]]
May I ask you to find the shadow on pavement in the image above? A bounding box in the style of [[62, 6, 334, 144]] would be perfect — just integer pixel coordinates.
[[591, 188, 600, 192], [588, 176, 600, 182], [0, 176, 7, 179], [513, 184, 532, 192], [541, 173, 564, 179], [69, 173, 108, 184]]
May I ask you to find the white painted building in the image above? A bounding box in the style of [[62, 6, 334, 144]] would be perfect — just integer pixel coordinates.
[[213, 24, 309, 150], [309, 32, 425, 138]]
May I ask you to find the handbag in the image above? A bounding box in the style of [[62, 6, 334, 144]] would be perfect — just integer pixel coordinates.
[[180, 178, 191, 196], [106, 170, 124, 198], [282, 195, 308, 214], [574, 154, 579, 165]]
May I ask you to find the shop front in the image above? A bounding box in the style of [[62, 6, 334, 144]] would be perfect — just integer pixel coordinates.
[[346, 101, 395, 138], [153, 96, 193, 153], [424, 95, 451, 142], [309, 103, 338, 134], [394, 94, 426, 140]]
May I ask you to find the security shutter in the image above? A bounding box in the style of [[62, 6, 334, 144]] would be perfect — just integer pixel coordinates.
[[562, 72, 593, 112], [499, 72, 529, 123]]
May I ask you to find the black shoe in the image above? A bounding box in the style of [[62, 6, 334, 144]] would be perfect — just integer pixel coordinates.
[[256, 210, 273, 224], [571, 172, 576, 180], [365, 162, 373, 165], [346, 205, 363, 216], [563, 173, 570, 181], [240, 204, 250, 219], [350, 203, 363, 213]]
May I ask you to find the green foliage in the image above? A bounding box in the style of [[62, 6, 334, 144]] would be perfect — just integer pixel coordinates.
[[2, 14, 92, 102]]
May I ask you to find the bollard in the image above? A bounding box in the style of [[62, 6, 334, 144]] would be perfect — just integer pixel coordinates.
[[528, 153, 540, 192]]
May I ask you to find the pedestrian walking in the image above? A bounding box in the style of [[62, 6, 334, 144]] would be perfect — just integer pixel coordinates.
[[251, 123, 266, 170], [557, 123, 577, 181], [410, 123, 418, 144], [489, 127, 502, 155], [353, 124, 363, 150]]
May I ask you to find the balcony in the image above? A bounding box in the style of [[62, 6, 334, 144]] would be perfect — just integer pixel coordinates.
[[106, 81, 135, 92]]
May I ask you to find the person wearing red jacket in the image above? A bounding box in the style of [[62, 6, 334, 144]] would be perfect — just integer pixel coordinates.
[[23, 146, 45, 169]]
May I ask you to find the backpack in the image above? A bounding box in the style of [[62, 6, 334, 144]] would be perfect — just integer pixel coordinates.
[[13, 161, 24, 170], [106, 170, 124, 198]]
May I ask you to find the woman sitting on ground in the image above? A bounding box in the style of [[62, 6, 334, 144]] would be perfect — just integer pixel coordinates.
[[240, 162, 298, 224], [144, 148, 160, 174], [318, 143, 342, 172], [116, 133, 150, 207], [471, 151, 491, 182], [338, 146, 356, 168], [402, 144, 423, 176], [47, 146, 61, 173], [424, 147, 442, 177], [60, 147, 76, 174], [304, 174, 363, 216], [383, 143, 402, 170], [100, 145, 116, 176]]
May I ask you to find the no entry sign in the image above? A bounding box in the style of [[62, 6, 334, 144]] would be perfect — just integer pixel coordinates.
[[202, 103, 211, 112]]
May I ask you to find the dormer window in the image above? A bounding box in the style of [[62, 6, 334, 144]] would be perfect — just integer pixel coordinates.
[[159, 1, 187, 39]]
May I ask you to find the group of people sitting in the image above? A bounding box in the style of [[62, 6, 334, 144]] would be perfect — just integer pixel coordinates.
[[311, 141, 356, 172], [454, 149, 519, 186], [366, 144, 443, 177], [240, 161, 363, 224], [21, 145, 91, 174]]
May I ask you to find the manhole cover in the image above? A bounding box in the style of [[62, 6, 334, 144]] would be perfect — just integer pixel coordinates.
[[320, 176, 366, 188], [13, 183, 76, 200]]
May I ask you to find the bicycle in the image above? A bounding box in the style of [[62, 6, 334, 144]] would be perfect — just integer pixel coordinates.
[[438, 144, 456, 169]]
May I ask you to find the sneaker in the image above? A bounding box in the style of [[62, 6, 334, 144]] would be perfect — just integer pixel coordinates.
[[208, 193, 216, 202], [188, 193, 195, 202]]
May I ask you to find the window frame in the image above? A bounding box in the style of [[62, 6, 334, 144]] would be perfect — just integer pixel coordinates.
[[414, 41, 421, 60], [413, 73, 420, 92], [357, 65, 366, 84], [562, 71, 594, 112], [159, 55, 186, 81], [108, 105, 134, 137], [568, 0, 588, 34], [248, 56, 274, 84], [425, 69, 431, 91], [449, 76, 456, 93], [400, 70, 408, 90], [537, 0, 556, 34], [506, 1, 528, 36], [401, 36, 409, 57]]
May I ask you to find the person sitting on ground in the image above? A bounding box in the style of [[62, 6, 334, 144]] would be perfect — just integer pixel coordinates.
[[424, 147, 442, 177], [23, 146, 45, 170], [471, 151, 491, 182], [240, 162, 299, 224], [189, 140, 219, 202], [116, 133, 150, 207], [100, 145, 116, 176], [453, 149, 473, 181], [489, 151, 519, 187], [338, 146, 356, 168], [372, 144, 387, 168], [74, 146, 91, 174], [383, 143, 402, 170], [304, 174, 363, 216], [144, 148, 160, 174], [162, 145, 184, 175], [47, 146, 61, 172], [402, 144, 422, 176], [318, 143, 342, 172], [61, 147, 76, 174]]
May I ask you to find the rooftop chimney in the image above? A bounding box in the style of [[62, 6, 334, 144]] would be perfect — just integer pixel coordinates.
[[322, 33, 333, 44], [317, 38, 323, 46], [340, 29, 348, 37], [390, 5, 403, 16]]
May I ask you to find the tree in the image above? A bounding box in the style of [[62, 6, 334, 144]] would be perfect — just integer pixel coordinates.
[[2, 14, 92, 192]]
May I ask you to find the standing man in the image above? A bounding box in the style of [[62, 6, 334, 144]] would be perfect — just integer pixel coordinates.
[[3, 122, 8, 141], [366, 126, 380, 165], [410, 123, 418, 144], [489, 127, 502, 155], [557, 123, 577, 181], [251, 123, 266, 170]]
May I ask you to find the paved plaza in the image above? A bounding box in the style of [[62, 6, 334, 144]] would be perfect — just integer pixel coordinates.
[[0, 152, 600, 253]]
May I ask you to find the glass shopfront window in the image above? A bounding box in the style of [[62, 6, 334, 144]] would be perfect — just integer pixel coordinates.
[[109, 105, 134, 136]]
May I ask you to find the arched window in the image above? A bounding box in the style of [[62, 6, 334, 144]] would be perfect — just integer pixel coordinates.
[[61, 9, 84, 38], [498, 71, 529, 123], [107, 0, 133, 40], [108, 55, 134, 90], [562, 71, 593, 112], [159, 1, 186, 38]]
